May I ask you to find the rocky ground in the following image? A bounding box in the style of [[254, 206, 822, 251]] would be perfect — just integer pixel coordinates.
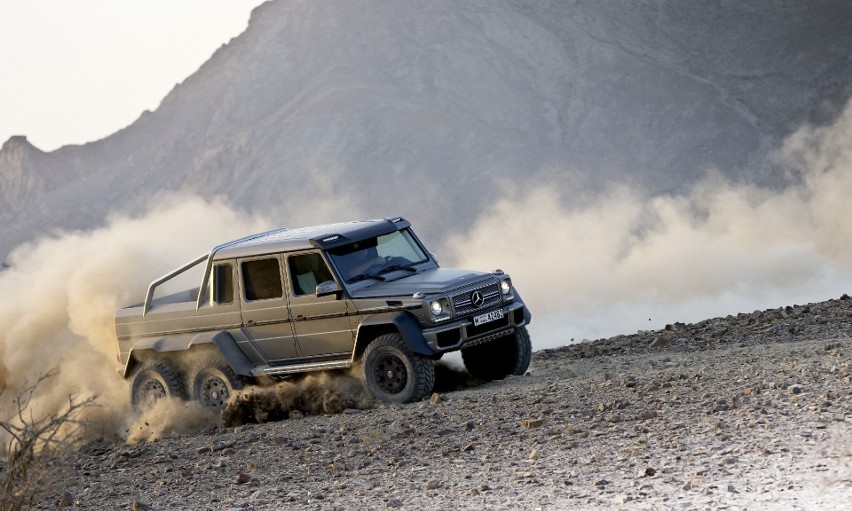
[[36, 296, 852, 510]]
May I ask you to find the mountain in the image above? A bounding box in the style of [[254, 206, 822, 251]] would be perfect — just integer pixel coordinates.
[[1, 0, 850, 259]]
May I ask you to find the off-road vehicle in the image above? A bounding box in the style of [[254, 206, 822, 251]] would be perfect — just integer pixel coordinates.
[[115, 217, 532, 408]]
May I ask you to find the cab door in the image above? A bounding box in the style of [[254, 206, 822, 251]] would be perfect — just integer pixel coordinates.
[[284, 251, 355, 360], [237, 255, 297, 362]]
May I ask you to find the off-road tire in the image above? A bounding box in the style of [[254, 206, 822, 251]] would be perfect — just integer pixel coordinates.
[[130, 360, 187, 408], [363, 333, 435, 403], [462, 326, 533, 380], [511, 326, 533, 375], [191, 358, 245, 410]]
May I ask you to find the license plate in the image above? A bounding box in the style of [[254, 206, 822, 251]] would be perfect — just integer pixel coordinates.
[[473, 309, 504, 326]]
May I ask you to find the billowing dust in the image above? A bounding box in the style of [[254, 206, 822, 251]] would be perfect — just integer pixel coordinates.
[[445, 98, 852, 345], [0, 195, 270, 447], [126, 399, 219, 444]]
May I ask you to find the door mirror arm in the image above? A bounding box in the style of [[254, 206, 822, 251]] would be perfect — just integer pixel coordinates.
[[315, 280, 342, 298]]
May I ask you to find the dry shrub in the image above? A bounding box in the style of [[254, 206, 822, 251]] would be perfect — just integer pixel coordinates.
[[0, 371, 94, 511]]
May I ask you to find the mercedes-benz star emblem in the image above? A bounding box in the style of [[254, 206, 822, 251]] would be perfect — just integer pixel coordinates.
[[470, 291, 485, 307]]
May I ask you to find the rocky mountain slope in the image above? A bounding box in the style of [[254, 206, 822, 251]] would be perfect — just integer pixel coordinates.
[[32, 295, 852, 509], [1, 0, 850, 260]]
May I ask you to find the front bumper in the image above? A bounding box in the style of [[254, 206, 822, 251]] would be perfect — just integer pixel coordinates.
[[422, 301, 527, 352]]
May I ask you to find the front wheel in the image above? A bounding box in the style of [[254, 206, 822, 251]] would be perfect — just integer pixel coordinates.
[[363, 333, 435, 403], [130, 360, 187, 408], [190, 358, 245, 410]]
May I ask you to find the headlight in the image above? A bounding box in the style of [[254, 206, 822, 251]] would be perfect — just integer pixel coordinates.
[[500, 279, 512, 295], [428, 297, 451, 322]]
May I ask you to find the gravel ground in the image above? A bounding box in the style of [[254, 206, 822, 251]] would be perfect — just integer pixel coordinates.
[[36, 297, 852, 510]]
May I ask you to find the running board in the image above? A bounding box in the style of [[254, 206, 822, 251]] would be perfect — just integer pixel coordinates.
[[253, 359, 352, 377]]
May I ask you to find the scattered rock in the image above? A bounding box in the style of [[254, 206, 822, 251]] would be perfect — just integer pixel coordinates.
[[522, 418, 544, 428], [649, 337, 670, 349], [57, 492, 73, 507]]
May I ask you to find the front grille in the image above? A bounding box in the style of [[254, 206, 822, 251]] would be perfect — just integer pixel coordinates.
[[451, 283, 501, 317]]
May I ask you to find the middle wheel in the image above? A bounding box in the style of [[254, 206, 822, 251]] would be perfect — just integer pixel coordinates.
[[190, 358, 245, 410]]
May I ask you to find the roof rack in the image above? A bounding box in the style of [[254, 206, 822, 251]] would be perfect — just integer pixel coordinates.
[[142, 227, 289, 316]]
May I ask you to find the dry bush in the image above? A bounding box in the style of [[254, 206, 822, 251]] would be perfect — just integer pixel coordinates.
[[0, 371, 95, 511]]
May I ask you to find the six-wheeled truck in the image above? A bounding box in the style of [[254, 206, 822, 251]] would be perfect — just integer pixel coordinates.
[[115, 217, 532, 408]]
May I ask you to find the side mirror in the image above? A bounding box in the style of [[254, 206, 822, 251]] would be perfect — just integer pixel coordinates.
[[315, 280, 342, 298], [430, 252, 439, 264]]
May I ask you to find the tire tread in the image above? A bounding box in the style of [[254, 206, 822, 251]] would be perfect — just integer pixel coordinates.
[[363, 333, 435, 403], [130, 360, 187, 407]]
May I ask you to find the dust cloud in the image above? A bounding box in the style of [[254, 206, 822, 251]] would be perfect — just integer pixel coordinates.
[[126, 399, 219, 444], [222, 369, 373, 427], [444, 100, 852, 348], [220, 361, 480, 427], [0, 195, 270, 445]]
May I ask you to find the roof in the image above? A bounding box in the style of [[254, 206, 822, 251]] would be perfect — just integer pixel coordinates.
[[211, 216, 410, 260]]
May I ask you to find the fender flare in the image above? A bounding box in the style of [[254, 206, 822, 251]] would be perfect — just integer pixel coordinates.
[[513, 291, 533, 324], [122, 330, 253, 377], [355, 311, 432, 357]]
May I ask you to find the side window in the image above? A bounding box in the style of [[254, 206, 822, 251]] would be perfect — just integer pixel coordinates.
[[288, 253, 334, 296], [212, 263, 234, 304], [241, 258, 283, 301]]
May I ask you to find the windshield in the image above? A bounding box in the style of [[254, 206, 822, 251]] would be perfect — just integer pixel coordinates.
[[328, 229, 429, 284]]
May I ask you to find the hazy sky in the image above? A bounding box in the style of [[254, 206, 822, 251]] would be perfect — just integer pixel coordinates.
[[0, 0, 265, 152]]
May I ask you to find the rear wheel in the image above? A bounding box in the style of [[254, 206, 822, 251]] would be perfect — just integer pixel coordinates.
[[462, 326, 532, 380], [130, 360, 187, 408], [363, 333, 435, 403], [190, 358, 245, 410]]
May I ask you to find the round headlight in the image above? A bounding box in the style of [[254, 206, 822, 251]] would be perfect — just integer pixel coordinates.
[[500, 280, 512, 295], [430, 300, 443, 316]]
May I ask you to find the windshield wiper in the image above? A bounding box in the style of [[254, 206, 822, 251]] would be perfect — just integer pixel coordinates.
[[348, 273, 386, 284], [379, 264, 418, 275]]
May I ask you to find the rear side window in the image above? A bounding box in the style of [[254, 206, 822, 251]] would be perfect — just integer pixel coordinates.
[[288, 252, 334, 296], [212, 263, 234, 304], [241, 258, 283, 301]]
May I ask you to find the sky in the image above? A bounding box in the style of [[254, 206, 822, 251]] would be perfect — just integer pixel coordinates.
[[0, 0, 265, 152]]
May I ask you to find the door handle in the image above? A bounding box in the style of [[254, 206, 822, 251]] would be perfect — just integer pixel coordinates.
[[245, 320, 256, 327]]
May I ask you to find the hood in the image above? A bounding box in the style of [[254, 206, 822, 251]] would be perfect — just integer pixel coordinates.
[[349, 267, 493, 298]]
